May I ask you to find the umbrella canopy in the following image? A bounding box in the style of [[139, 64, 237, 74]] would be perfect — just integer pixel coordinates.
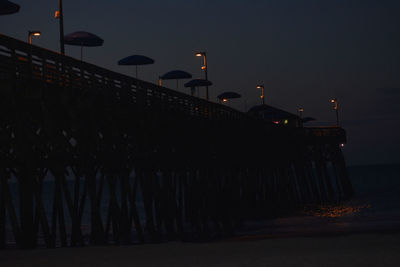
[[0, 0, 20, 15], [217, 92, 241, 100], [184, 79, 212, 88], [160, 70, 192, 80], [118, 55, 155, 66], [64, 31, 104, 47], [248, 104, 299, 120], [302, 117, 316, 123], [159, 70, 192, 89], [64, 31, 103, 61], [118, 55, 155, 78]]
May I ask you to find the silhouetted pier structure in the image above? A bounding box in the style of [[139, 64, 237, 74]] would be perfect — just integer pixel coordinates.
[[0, 34, 353, 248]]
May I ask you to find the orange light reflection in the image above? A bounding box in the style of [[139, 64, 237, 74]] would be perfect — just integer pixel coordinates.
[[306, 204, 371, 218]]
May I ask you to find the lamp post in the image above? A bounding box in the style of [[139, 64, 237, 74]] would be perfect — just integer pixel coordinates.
[[55, 0, 65, 54], [298, 107, 304, 119], [195, 51, 208, 100], [28, 31, 41, 44], [331, 98, 339, 126], [256, 84, 265, 105]]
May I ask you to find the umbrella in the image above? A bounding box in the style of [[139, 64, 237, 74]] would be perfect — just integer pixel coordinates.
[[159, 70, 192, 89], [118, 55, 155, 78], [217, 92, 241, 102], [302, 117, 316, 123], [0, 0, 20, 15], [184, 79, 212, 97], [64, 31, 104, 60], [184, 79, 212, 87], [248, 104, 299, 121]]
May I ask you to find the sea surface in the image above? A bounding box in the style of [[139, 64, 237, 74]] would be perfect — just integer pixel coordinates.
[[236, 164, 400, 238]]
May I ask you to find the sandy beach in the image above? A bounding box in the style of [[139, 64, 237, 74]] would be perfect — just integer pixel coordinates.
[[1, 232, 400, 267]]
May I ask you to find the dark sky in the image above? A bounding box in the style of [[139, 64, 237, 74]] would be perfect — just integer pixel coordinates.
[[1, 0, 400, 165]]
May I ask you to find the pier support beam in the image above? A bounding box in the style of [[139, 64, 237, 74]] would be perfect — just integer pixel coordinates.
[[19, 171, 35, 248]]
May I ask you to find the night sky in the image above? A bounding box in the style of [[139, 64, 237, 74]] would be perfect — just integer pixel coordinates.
[[1, 0, 400, 165]]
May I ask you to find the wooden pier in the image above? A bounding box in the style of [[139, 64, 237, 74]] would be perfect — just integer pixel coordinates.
[[0, 34, 353, 248]]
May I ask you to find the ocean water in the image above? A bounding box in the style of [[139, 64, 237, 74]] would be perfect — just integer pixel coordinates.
[[349, 164, 400, 214], [236, 164, 400, 238]]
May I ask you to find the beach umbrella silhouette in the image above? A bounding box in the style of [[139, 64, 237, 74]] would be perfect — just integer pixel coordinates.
[[118, 55, 155, 78], [0, 0, 20, 15], [302, 117, 316, 123], [184, 79, 212, 97], [217, 91, 241, 103], [64, 31, 104, 61], [159, 70, 192, 89]]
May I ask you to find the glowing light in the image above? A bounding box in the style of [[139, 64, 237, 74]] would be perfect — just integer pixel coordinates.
[[260, 95, 264, 99], [222, 98, 228, 102], [195, 52, 204, 57], [273, 121, 279, 124], [305, 204, 371, 218], [256, 85, 263, 89], [55, 11, 60, 19], [331, 98, 338, 111], [298, 108, 304, 112], [28, 31, 41, 44], [201, 66, 206, 70], [284, 119, 288, 124], [29, 31, 41, 36], [340, 143, 345, 147]]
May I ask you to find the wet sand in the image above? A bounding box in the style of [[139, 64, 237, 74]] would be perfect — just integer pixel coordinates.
[[1, 232, 400, 267]]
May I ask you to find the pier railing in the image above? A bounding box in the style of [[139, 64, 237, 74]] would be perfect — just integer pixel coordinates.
[[303, 127, 347, 144], [0, 33, 349, 140], [0, 34, 243, 121]]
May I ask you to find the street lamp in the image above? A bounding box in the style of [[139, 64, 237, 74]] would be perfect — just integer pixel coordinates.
[[55, 0, 65, 54], [331, 98, 339, 126], [256, 84, 265, 105], [195, 51, 209, 100], [28, 31, 41, 44], [298, 107, 304, 119]]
